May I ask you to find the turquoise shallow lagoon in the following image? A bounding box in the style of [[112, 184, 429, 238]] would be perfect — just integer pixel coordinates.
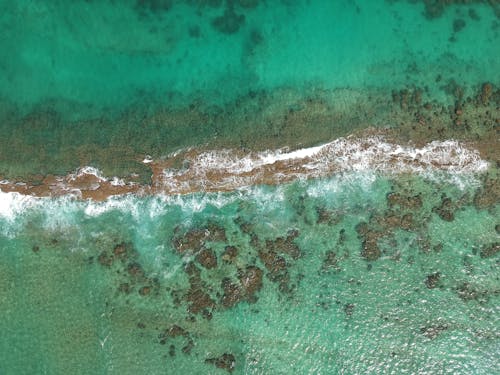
[[1, 174, 499, 374], [0, 0, 498, 180], [0, 0, 499, 374], [1, 0, 498, 114]]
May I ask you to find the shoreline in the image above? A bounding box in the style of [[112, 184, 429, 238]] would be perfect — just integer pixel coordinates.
[[1, 83, 498, 185], [0, 131, 493, 201]]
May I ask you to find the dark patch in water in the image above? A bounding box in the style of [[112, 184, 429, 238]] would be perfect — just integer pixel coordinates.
[[212, 8, 245, 34], [205, 353, 236, 373], [425, 272, 441, 289]]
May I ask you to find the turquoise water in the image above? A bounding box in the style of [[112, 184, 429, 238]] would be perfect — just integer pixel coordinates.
[[1, 174, 499, 373], [0, 0, 499, 179], [1, 0, 498, 114], [1, 1, 499, 374]]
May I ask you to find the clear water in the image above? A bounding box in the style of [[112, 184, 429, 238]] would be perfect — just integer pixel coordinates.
[[1, 0, 498, 113], [0, 1, 499, 374], [1, 175, 499, 374], [0, 0, 498, 179]]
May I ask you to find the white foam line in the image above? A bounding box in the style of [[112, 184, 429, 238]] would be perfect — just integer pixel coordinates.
[[0, 191, 37, 221], [162, 137, 488, 180], [0, 137, 490, 207]]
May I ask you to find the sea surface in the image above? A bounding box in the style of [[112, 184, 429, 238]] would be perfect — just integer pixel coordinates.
[[0, 1, 499, 374]]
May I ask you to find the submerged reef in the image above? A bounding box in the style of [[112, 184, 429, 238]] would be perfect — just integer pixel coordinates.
[[389, 0, 500, 20], [12, 171, 497, 373], [0, 81, 498, 186], [0, 1, 498, 373]]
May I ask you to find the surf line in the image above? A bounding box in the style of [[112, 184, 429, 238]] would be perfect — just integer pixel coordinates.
[[0, 136, 489, 201]]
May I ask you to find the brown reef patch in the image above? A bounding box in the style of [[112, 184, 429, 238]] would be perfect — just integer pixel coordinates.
[[205, 353, 236, 373]]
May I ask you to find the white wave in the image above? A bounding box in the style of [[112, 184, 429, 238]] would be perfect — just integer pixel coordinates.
[[305, 172, 378, 198], [169, 138, 487, 177], [157, 137, 488, 194], [0, 191, 38, 222], [83, 195, 140, 218], [142, 155, 153, 164], [0, 137, 490, 207], [69, 166, 106, 181], [259, 143, 327, 164]]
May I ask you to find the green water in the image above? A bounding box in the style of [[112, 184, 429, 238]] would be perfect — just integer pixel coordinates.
[[1, 0, 499, 374], [1, 175, 499, 374], [0, 0, 499, 180]]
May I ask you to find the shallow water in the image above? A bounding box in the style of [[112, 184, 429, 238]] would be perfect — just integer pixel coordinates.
[[1, 174, 499, 374], [1, 0, 498, 113], [0, 0, 499, 179], [0, 1, 499, 374]]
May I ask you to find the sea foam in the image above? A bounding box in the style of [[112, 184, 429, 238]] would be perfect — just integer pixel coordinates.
[[0, 137, 490, 220]]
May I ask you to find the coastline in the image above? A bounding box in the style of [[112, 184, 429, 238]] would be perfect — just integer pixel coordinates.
[[1, 80, 498, 201], [0, 130, 494, 201]]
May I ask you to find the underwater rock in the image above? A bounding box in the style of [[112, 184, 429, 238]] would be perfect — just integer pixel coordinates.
[[258, 245, 291, 293], [188, 25, 201, 38], [182, 338, 195, 354], [344, 303, 355, 317], [468, 8, 480, 21], [173, 223, 227, 254], [473, 173, 500, 209], [420, 323, 448, 339], [113, 242, 129, 259], [139, 286, 151, 296], [236, 0, 259, 9], [118, 283, 131, 294], [98, 251, 114, 267], [258, 249, 287, 278], [425, 272, 441, 289], [159, 325, 194, 354], [480, 242, 499, 258], [386, 192, 422, 209], [316, 207, 342, 225], [196, 248, 218, 269], [186, 289, 214, 315], [188, 0, 223, 7], [185, 262, 216, 315], [456, 282, 489, 303], [221, 266, 263, 307], [479, 82, 493, 105], [453, 18, 466, 33], [173, 229, 208, 254], [400, 213, 414, 230], [433, 196, 455, 222], [136, 0, 172, 13], [221, 278, 243, 308], [205, 353, 236, 373], [265, 229, 301, 259], [255, 231, 301, 271], [238, 265, 263, 300], [212, 8, 245, 34], [169, 344, 175, 357], [360, 237, 382, 261], [322, 251, 341, 272], [164, 324, 188, 338], [222, 245, 238, 263], [356, 222, 382, 261], [98, 242, 138, 268], [127, 262, 145, 279]]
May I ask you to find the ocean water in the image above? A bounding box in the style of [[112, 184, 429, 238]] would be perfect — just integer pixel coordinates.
[[0, 0, 499, 180], [0, 0, 499, 374], [1, 174, 498, 374]]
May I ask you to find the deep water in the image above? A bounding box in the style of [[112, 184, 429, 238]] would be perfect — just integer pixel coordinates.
[[0, 1, 499, 374]]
